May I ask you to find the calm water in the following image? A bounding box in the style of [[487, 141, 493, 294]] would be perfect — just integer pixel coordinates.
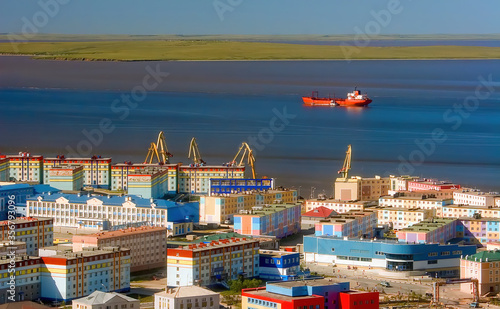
[[1, 56, 499, 195]]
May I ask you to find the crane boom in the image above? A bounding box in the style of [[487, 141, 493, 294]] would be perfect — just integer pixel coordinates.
[[337, 144, 352, 179], [144, 131, 173, 164], [231, 142, 256, 179], [188, 137, 206, 164]]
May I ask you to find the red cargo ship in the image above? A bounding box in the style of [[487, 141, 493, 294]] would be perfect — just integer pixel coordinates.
[[302, 88, 372, 107]]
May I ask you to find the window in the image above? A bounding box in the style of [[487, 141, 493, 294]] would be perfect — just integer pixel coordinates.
[[428, 260, 438, 264]]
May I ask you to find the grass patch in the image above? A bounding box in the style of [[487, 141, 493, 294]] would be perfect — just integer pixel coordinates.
[[127, 293, 155, 303], [0, 40, 500, 61]]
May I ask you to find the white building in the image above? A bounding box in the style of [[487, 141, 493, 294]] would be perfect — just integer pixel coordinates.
[[379, 195, 453, 217], [154, 286, 220, 309], [453, 189, 499, 207], [377, 207, 434, 230], [304, 199, 376, 213], [73, 291, 139, 309]]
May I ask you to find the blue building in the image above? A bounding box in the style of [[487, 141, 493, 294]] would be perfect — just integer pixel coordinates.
[[26, 193, 199, 235], [0, 184, 35, 220], [259, 250, 301, 281], [304, 235, 477, 278], [209, 178, 274, 194]]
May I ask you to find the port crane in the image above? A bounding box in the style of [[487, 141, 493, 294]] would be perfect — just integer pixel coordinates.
[[188, 137, 206, 165], [337, 144, 352, 179], [144, 131, 173, 164], [230, 142, 256, 179], [432, 278, 479, 305]]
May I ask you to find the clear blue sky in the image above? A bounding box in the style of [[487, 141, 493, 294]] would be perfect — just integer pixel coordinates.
[[1, 0, 499, 35]]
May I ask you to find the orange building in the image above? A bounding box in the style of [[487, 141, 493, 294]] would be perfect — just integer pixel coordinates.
[[461, 250, 500, 295]]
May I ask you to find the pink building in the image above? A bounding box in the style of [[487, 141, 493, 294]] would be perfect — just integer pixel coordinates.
[[407, 179, 460, 191]]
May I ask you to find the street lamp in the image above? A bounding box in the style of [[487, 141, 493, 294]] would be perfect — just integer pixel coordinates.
[[310, 187, 316, 199]]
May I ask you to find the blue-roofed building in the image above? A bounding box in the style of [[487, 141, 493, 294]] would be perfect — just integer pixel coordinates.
[[304, 235, 477, 278], [26, 193, 199, 235], [0, 183, 35, 220], [259, 250, 301, 281]]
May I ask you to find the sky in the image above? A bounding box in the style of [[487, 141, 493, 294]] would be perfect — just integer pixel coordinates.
[[1, 0, 499, 36]]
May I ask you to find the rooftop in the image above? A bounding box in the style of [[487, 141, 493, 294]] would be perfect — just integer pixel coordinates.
[[208, 189, 296, 198], [0, 255, 41, 265], [0, 301, 52, 309], [242, 287, 322, 301], [155, 286, 219, 298], [380, 195, 452, 202], [27, 193, 196, 209], [0, 217, 53, 226], [74, 226, 167, 240], [74, 291, 138, 305], [303, 206, 338, 218], [269, 278, 344, 288], [306, 199, 375, 205], [455, 188, 500, 196], [237, 203, 301, 217], [0, 183, 32, 191], [259, 250, 299, 258], [39, 246, 129, 259], [398, 218, 457, 233], [463, 250, 500, 262]]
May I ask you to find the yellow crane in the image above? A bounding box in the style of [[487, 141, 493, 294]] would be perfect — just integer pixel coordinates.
[[230, 142, 256, 179], [188, 137, 206, 164], [337, 144, 352, 179], [144, 131, 173, 164]]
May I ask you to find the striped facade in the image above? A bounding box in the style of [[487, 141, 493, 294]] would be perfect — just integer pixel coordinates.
[[110, 163, 177, 193], [43, 157, 111, 189], [396, 218, 459, 244], [48, 166, 84, 191], [166, 236, 259, 287], [39, 247, 130, 302], [178, 165, 244, 194], [314, 210, 377, 238], [0, 256, 42, 304], [4, 153, 44, 183], [127, 169, 169, 199], [0, 217, 53, 256], [234, 203, 301, 239], [377, 207, 433, 230], [0, 158, 8, 182]]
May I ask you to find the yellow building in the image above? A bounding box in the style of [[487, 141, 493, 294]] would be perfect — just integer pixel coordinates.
[[335, 175, 390, 201], [200, 189, 297, 224], [461, 250, 500, 295]]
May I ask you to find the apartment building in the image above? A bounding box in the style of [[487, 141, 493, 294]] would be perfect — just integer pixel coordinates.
[[379, 195, 453, 217], [166, 235, 260, 286], [177, 165, 245, 194], [453, 189, 499, 207], [47, 166, 84, 191], [0, 217, 53, 255], [377, 207, 434, 230], [3, 153, 44, 183], [460, 250, 500, 295], [110, 163, 177, 193], [72, 226, 167, 272], [44, 156, 112, 189], [407, 178, 461, 191], [0, 256, 42, 304], [304, 199, 376, 213], [314, 210, 377, 238], [396, 218, 458, 244], [335, 176, 390, 201]]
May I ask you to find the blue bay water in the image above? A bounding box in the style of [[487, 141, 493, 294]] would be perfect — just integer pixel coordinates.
[[0, 56, 499, 195]]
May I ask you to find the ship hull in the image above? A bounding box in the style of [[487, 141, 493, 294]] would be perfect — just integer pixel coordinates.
[[302, 97, 372, 107]]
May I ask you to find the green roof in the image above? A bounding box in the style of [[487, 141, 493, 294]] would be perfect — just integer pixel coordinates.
[[399, 218, 457, 233], [237, 203, 301, 217], [464, 250, 500, 262]]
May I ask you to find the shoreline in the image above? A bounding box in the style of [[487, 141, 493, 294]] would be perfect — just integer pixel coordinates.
[[1, 53, 500, 62]]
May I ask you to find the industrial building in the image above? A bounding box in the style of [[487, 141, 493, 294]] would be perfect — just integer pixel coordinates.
[[234, 203, 301, 239], [72, 226, 168, 272], [47, 165, 84, 191], [258, 250, 301, 281], [26, 193, 198, 235], [43, 156, 112, 189], [0, 217, 53, 255], [314, 210, 377, 238], [200, 189, 297, 225], [304, 235, 476, 277], [166, 234, 260, 287]]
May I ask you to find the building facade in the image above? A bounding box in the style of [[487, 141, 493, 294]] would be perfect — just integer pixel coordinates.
[[110, 163, 177, 193], [72, 291, 139, 309], [72, 226, 167, 272], [314, 210, 377, 238], [258, 250, 300, 281], [178, 165, 245, 194], [0, 158, 8, 182], [154, 286, 220, 309], [407, 179, 461, 191], [304, 235, 476, 277], [26, 193, 198, 235], [39, 247, 131, 301], [335, 176, 390, 201], [377, 207, 434, 230], [4, 153, 44, 183], [166, 235, 260, 287], [0, 217, 53, 256], [0, 184, 35, 220], [379, 195, 453, 217], [304, 199, 375, 213], [460, 250, 500, 295], [234, 203, 301, 239], [43, 157, 112, 189], [48, 166, 84, 191], [127, 168, 169, 199], [209, 178, 274, 195], [0, 256, 42, 304], [200, 190, 297, 225], [396, 218, 458, 244], [453, 189, 498, 207]]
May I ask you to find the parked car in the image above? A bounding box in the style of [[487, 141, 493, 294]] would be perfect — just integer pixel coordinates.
[[380, 281, 391, 287], [469, 302, 480, 308]]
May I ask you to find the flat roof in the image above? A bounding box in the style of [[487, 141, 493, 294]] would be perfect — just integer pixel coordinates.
[[399, 218, 457, 233], [380, 195, 451, 202], [0, 217, 52, 225], [75, 226, 167, 240], [40, 246, 128, 259], [259, 250, 299, 258], [208, 189, 295, 198], [269, 278, 343, 288], [306, 199, 374, 205], [379, 207, 430, 212], [243, 288, 320, 301], [155, 286, 219, 298], [237, 203, 301, 217]]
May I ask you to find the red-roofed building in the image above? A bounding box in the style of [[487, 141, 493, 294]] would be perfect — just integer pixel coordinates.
[[302, 206, 338, 229]]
